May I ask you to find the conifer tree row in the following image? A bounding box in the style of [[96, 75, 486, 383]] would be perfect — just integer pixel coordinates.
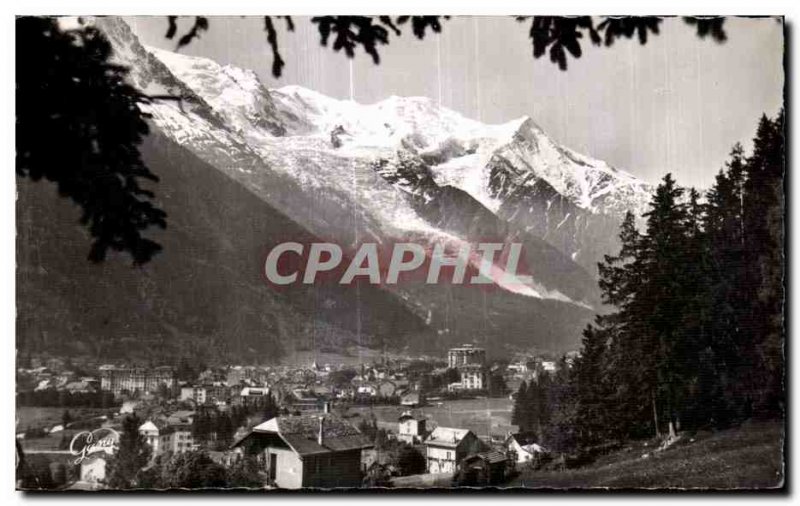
[[512, 111, 784, 454]]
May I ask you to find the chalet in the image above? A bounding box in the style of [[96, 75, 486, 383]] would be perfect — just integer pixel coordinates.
[[423, 427, 487, 474], [457, 450, 509, 486], [233, 413, 373, 489], [397, 411, 427, 444], [505, 432, 547, 464]]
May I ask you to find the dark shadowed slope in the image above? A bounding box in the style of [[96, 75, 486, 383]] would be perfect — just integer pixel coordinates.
[[16, 130, 433, 364]]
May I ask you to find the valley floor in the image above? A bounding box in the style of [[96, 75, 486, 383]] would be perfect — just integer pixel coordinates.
[[507, 420, 784, 490]]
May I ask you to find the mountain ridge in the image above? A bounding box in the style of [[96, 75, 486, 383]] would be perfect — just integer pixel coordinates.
[[16, 17, 655, 361]]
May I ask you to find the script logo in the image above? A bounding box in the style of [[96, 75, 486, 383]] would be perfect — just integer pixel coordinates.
[[69, 428, 120, 465]]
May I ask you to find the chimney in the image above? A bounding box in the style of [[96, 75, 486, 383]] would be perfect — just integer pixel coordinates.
[[318, 416, 324, 446], [323, 401, 331, 414]]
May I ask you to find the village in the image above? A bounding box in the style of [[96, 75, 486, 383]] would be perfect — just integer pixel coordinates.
[[15, 345, 572, 490]]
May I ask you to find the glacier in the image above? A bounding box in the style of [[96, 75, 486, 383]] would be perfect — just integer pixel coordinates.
[[92, 16, 653, 311]]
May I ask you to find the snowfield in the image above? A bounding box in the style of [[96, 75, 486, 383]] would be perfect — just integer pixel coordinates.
[[93, 16, 652, 308]]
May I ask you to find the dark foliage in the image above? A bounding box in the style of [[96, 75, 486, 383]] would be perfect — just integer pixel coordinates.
[[105, 413, 152, 489], [515, 16, 724, 70], [397, 445, 426, 476], [17, 15, 729, 270], [17, 388, 117, 409], [166, 15, 724, 76], [17, 17, 167, 265], [192, 391, 279, 447], [145, 450, 228, 489], [684, 17, 728, 42], [224, 455, 265, 488], [263, 16, 293, 77], [166, 16, 209, 49], [511, 112, 784, 454], [512, 112, 785, 454]]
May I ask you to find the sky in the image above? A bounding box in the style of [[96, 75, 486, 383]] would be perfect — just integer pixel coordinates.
[[126, 16, 784, 189]]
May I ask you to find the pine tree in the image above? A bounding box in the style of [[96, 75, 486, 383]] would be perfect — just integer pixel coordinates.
[[596, 211, 653, 438], [638, 174, 693, 437], [525, 379, 541, 436], [573, 323, 611, 445], [675, 187, 716, 429], [704, 145, 750, 424], [564, 112, 785, 449], [540, 358, 578, 454], [105, 414, 151, 489], [743, 111, 785, 416], [511, 380, 529, 431]]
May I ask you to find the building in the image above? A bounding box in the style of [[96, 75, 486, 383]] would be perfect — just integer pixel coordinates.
[[447, 345, 487, 390], [397, 411, 427, 444], [179, 384, 229, 405], [457, 450, 509, 485], [423, 427, 486, 474], [63, 379, 96, 394], [355, 384, 378, 397], [239, 386, 270, 402], [507, 362, 528, 375], [77, 455, 108, 488], [541, 361, 557, 373], [139, 418, 197, 456], [139, 420, 164, 455], [100, 366, 175, 396], [227, 366, 268, 387], [447, 344, 486, 368], [505, 432, 547, 464], [457, 364, 485, 390], [233, 414, 373, 489], [400, 392, 423, 408], [180, 385, 208, 404]]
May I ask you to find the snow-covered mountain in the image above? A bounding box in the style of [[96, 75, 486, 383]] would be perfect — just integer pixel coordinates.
[[142, 39, 652, 274], [266, 83, 653, 272], [19, 17, 655, 359]]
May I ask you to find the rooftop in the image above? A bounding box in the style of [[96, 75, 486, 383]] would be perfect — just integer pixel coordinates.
[[425, 426, 471, 447], [237, 414, 372, 457]]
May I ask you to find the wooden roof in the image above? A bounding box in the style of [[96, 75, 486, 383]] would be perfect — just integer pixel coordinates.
[[233, 414, 373, 457]]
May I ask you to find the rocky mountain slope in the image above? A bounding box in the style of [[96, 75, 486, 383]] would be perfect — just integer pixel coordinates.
[[16, 17, 654, 362]]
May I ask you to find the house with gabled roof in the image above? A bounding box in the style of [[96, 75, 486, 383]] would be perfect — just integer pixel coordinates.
[[505, 432, 547, 464], [457, 450, 509, 485], [423, 426, 487, 474], [397, 411, 427, 444], [139, 416, 197, 457], [233, 413, 373, 489]]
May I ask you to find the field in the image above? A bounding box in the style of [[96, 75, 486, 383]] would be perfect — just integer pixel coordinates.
[[16, 406, 110, 432], [508, 420, 784, 490], [342, 397, 516, 438]]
